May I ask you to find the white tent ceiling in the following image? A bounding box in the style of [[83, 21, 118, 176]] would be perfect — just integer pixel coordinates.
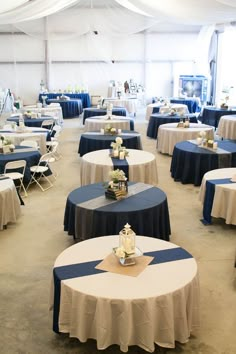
[[0, 0, 236, 29]]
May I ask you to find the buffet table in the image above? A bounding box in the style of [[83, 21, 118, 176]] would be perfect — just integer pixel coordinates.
[[0, 177, 21, 230], [84, 115, 134, 132], [78, 131, 142, 156], [147, 113, 198, 139], [80, 149, 158, 186], [51, 235, 199, 351], [83, 107, 127, 123], [170, 140, 236, 186], [199, 168, 236, 225], [157, 123, 214, 156], [217, 115, 236, 140], [64, 182, 170, 240]]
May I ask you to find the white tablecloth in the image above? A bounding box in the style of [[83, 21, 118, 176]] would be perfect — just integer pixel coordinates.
[[104, 98, 138, 114], [199, 168, 236, 225], [0, 127, 48, 154], [84, 115, 132, 132], [0, 178, 21, 230], [217, 115, 236, 139], [50, 235, 200, 352], [80, 149, 158, 186], [157, 123, 214, 156], [23, 105, 63, 125], [146, 103, 190, 121]]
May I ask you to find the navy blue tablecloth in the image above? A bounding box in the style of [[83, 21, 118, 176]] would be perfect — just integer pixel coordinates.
[[47, 99, 82, 118], [0, 146, 41, 183], [199, 107, 236, 129], [170, 98, 200, 113], [39, 93, 91, 108], [83, 107, 127, 123], [64, 182, 171, 241], [170, 140, 236, 186], [78, 131, 142, 156], [7, 116, 55, 128], [147, 114, 198, 139]]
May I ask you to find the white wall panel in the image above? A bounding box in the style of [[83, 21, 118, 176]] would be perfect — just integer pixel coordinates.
[[146, 33, 198, 61]]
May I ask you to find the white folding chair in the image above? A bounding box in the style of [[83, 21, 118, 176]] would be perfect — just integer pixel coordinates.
[[20, 140, 39, 149], [4, 160, 27, 197], [41, 119, 55, 134], [46, 125, 62, 159], [26, 152, 54, 192]]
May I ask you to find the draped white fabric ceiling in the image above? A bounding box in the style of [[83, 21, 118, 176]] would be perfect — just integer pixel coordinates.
[[0, 0, 235, 35]]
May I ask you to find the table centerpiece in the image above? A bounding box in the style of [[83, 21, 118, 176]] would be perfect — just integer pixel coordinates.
[[105, 168, 128, 200]]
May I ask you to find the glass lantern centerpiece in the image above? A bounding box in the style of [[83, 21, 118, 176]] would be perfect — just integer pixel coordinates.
[[113, 223, 142, 266], [119, 223, 136, 255]]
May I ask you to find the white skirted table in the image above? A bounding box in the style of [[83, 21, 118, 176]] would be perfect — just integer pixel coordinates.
[[199, 168, 236, 225], [0, 127, 49, 154], [157, 123, 214, 156], [84, 115, 134, 132], [0, 178, 21, 230], [80, 149, 158, 186], [51, 235, 200, 352], [217, 115, 236, 139], [104, 97, 138, 114]]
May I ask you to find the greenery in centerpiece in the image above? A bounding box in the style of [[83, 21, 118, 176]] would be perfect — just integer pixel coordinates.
[[104, 169, 128, 200]]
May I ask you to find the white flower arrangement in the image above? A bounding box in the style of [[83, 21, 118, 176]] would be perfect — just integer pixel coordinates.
[[109, 169, 126, 182], [198, 131, 206, 138], [0, 135, 13, 146], [110, 136, 123, 149]]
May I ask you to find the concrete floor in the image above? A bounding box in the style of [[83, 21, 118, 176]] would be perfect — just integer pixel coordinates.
[[0, 109, 235, 354]]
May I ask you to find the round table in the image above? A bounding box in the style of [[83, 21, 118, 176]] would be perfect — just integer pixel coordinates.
[[217, 115, 236, 139], [157, 123, 214, 156], [146, 113, 198, 139], [200, 107, 236, 129], [84, 115, 134, 131], [47, 99, 83, 118], [83, 107, 127, 123], [51, 235, 199, 351], [80, 149, 158, 186], [0, 146, 41, 183], [64, 182, 170, 240], [0, 177, 21, 230], [78, 131, 142, 156], [170, 140, 236, 186], [0, 127, 50, 154], [39, 92, 91, 108], [22, 104, 63, 124], [170, 97, 200, 113], [104, 97, 138, 114], [7, 115, 56, 128], [199, 168, 236, 225]]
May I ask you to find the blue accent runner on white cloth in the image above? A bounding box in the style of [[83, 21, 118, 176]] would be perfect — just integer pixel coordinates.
[[53, 247, 192, 333], [202, 178, 233, 224], [111, 156, 129, 180]]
